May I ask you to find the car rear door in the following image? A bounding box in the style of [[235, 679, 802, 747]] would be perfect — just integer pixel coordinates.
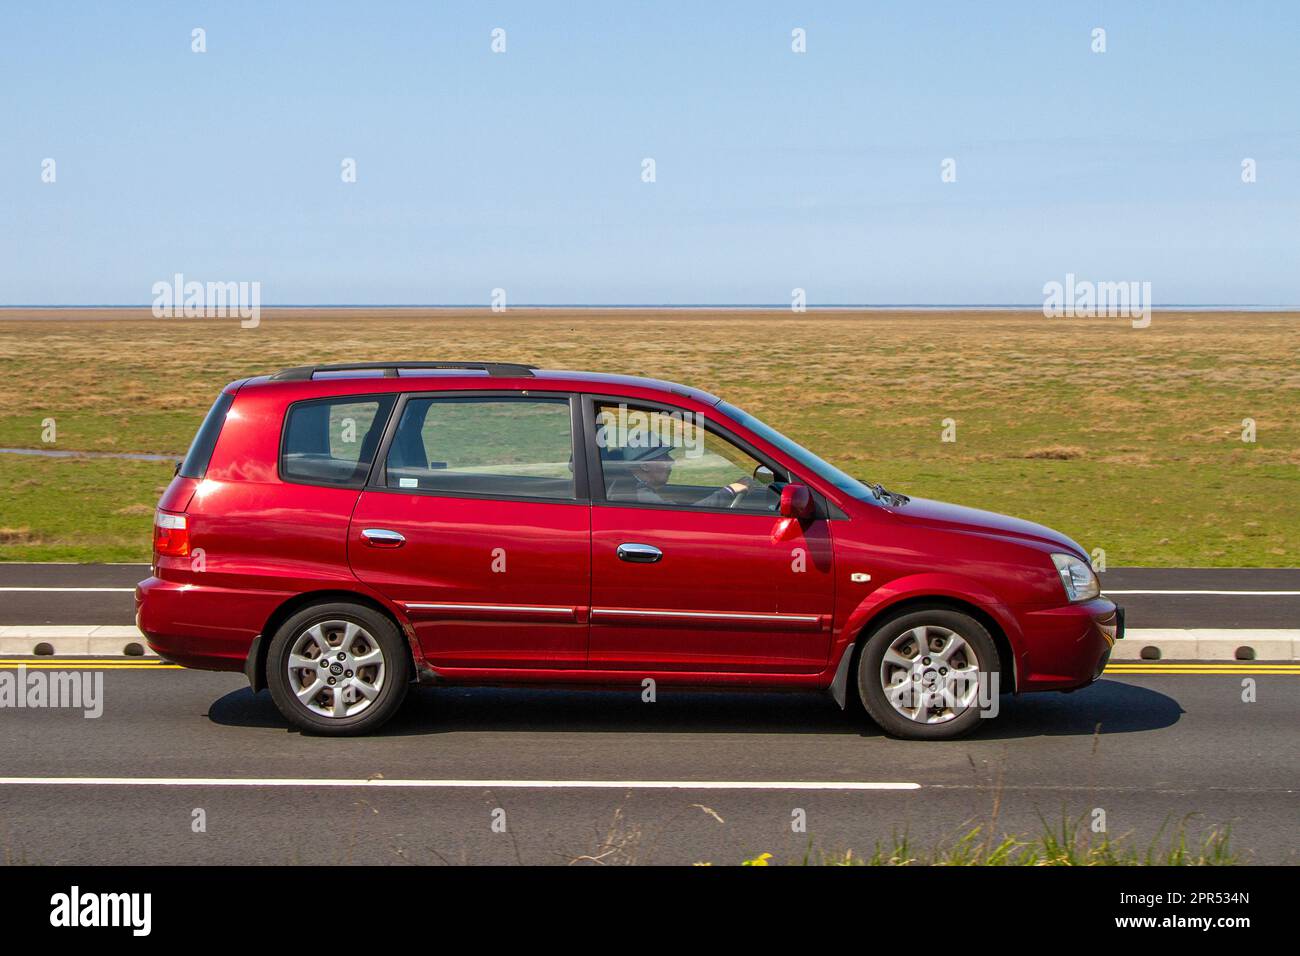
[[349, 392, 590, 671], [583, 396, 835, 674]]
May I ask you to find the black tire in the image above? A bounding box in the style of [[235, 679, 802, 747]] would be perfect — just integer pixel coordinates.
[[856, 608, 1001, 740], [266, 602, 410, 736]]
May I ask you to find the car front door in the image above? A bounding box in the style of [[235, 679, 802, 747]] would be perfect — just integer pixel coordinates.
[[584, 397, 835, 674], [349, 392, 590, 671]]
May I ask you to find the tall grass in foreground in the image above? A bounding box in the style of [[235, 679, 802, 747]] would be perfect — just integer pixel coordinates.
[[728, 815, 1237, 866]]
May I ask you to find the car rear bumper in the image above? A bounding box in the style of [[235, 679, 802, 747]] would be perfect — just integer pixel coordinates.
[[135, 575, 267, 673], [1014, 597, 1123, 692]]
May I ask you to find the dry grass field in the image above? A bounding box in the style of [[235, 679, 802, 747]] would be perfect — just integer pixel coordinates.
[[1, 308, 1297, 565]]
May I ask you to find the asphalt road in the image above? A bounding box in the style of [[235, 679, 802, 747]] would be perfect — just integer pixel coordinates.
[[1, 564, 1298, 628], [0, 667, 1294, 865]]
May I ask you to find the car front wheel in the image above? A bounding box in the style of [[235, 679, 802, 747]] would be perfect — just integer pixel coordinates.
[[856, 608, 1001, 740], [266, 602, 410, 736]]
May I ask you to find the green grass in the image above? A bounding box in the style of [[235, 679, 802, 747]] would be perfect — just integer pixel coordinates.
[[0, 455, 172, 561], [1, 309, 1297, 564], [732, 815, 1238, 866]]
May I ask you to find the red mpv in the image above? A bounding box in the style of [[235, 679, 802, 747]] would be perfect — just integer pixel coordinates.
[[137, 362, 1123, 739]]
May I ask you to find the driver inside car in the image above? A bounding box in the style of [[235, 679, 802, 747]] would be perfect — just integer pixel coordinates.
[[623, 439, 765, 508]]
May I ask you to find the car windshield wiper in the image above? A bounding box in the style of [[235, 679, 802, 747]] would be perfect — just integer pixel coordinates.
[[865, 481, 910, 507]]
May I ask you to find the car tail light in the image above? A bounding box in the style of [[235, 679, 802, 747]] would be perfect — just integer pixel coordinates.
[[154, 510, 189, 556]]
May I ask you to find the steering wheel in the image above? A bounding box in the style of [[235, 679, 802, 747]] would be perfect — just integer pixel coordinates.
[[727, 482, 753, 509]]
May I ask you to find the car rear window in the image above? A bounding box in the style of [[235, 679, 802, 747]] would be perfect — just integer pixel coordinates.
[[178, 391, 235, 479], [281, 395, 395, 487]]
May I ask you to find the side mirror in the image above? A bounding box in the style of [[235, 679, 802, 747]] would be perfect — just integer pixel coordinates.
[[753, 464, 775, 486], [779, 484, 813, 521]]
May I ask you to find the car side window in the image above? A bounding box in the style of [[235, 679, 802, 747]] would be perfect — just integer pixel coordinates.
[[594, 402, 785, 513], [281, 396, 394, 487], [384, 396, 577, 500]]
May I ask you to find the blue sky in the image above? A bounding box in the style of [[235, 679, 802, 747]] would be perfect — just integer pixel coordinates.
[[2, 1, 1298, 305]]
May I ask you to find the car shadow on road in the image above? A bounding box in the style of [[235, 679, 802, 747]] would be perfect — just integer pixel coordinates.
[[207, 678, 1182, 740]]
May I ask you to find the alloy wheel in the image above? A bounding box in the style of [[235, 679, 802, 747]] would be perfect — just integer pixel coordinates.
[[878, 624, 982, 724], [286, 620, 386, 719]]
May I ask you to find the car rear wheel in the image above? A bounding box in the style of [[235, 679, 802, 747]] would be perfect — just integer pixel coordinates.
[[856, 608, 1001, 740], [266, 603, 409, 736]]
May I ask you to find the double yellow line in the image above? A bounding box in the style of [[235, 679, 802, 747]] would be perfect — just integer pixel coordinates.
[[1106, 662, 1300, 675], [0, 658, 180, 669]]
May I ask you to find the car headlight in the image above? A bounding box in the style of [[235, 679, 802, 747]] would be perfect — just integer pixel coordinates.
[[1051, 552, 1100, 603]]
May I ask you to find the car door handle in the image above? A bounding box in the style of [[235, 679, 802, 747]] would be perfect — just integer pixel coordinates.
[[361, 528, 406, 548], [617, 543, 662, 564]]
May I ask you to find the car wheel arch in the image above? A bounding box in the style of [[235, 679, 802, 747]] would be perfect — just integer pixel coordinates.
[[829, 594, 1018, 708], [249, 589, 421, 693]]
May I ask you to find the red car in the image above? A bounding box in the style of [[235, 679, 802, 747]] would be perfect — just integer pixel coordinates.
[[137, 361, 1123, 739]]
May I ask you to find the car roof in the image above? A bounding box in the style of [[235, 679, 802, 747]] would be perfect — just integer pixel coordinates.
[[536, 369, 721, 404], [238, 364, 722, 406]]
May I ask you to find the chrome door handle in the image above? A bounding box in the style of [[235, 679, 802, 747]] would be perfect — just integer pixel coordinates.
[[617, 542, 662, 564], [361, 528, 406, 548]]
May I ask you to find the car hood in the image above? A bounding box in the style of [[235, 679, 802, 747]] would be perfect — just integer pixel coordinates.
[[889, 496, 1085, 556]]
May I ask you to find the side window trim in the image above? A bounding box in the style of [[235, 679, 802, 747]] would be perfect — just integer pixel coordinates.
[[580, 393, 822, 516], [278, 393, 397, 490], [368, 390, 589, 503]]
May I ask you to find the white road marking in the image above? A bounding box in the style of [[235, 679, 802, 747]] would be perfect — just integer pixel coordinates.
[[0, 777, 921, 791], [1105, 590, 1300, 596], [0, 587, 135, 593]]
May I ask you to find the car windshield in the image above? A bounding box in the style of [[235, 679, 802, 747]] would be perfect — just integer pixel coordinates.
[[716, 401, 882, 505]]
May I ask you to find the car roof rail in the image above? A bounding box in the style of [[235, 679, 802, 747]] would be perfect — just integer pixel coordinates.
[[269, 361, 538, 381]]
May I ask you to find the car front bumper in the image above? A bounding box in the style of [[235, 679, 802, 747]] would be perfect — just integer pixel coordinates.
[[1014, 597, 1124, 692]]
